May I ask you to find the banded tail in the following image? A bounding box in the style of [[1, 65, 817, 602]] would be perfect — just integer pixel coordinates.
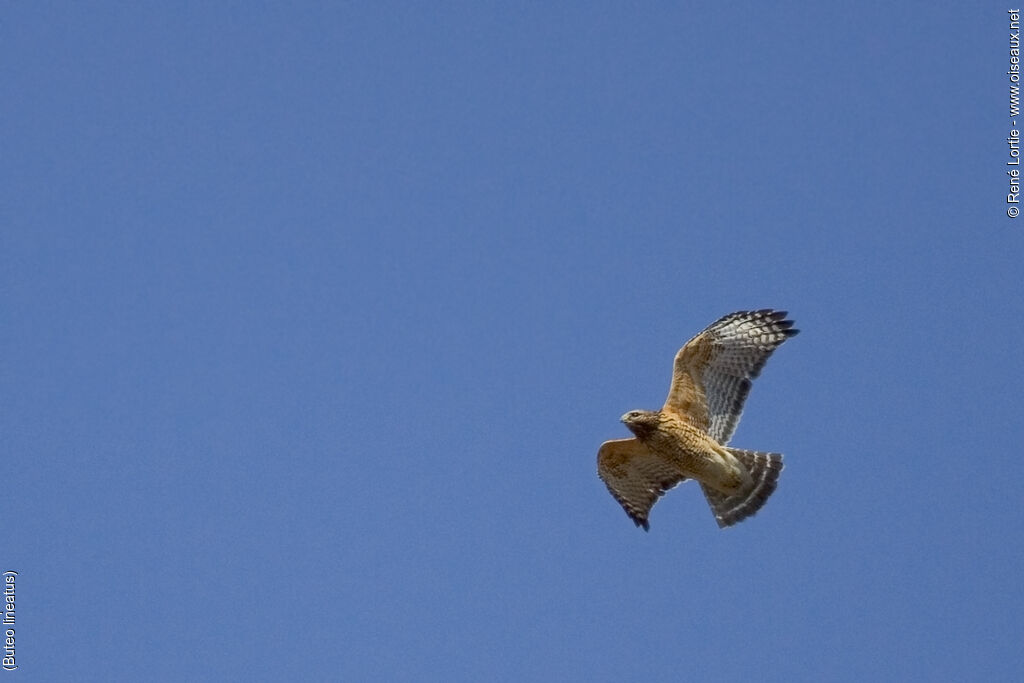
[[700, 449, 783, 528]]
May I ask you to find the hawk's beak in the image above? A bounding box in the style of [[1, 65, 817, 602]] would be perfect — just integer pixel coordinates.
[[620, 413, 631, 423]]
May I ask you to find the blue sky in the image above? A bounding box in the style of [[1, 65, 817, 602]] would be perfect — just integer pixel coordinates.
[[5, 2, 1021, 681]]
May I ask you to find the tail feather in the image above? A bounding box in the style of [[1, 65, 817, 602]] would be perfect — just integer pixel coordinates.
[[701, 449, 783, 528]]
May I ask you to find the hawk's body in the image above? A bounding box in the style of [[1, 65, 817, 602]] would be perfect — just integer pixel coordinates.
[[597, 309, 798, 530]]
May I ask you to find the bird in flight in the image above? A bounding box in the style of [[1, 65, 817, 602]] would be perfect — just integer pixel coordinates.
[[597, 309, 799, 530]]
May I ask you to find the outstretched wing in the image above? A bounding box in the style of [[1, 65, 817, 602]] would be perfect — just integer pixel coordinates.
[[597, 438, 687, 531], [663, 309, 798, 444]]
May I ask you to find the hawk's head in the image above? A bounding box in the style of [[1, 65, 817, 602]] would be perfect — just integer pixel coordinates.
[[621, 410, 661, 439]]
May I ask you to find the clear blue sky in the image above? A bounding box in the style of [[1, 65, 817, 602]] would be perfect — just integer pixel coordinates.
[[5, 3, 1021, 681]]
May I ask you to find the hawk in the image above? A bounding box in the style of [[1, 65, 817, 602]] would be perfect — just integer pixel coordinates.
[[597, 309, 799, 530]]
